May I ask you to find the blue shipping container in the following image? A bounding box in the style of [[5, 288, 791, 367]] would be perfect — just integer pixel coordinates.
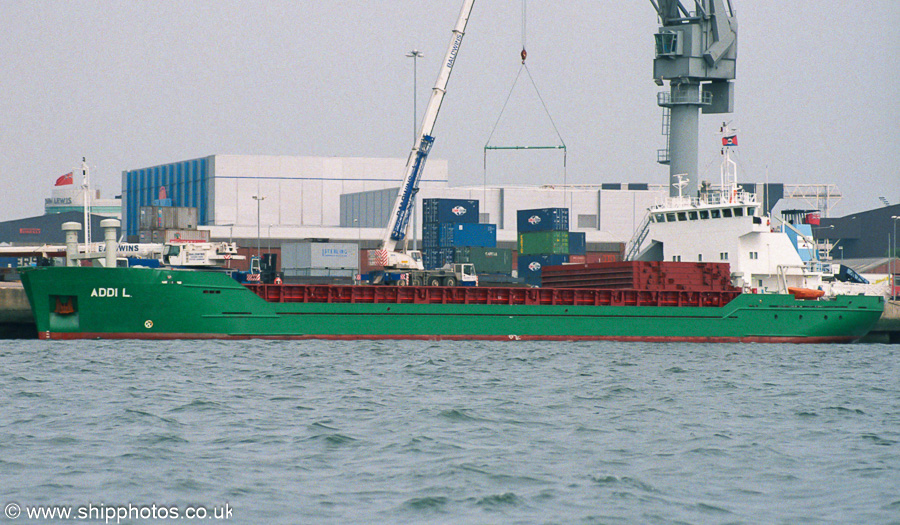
[[423, 198, 479, 224], [568, 232, 586, 255], [439, 223, 497, 248], [517, 208, 569, 233], [422, 223, 440, 249], [517, 254, 569, 286], [423, 250, 441, 270]]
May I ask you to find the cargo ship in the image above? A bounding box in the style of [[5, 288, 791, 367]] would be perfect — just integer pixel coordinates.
[[18, 4, 885, 343], [20, 261, 883, 342]]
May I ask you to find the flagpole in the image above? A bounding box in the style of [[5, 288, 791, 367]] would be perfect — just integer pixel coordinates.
[[82, 157, 91, 252]]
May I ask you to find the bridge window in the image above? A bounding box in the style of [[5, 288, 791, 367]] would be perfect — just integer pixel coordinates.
[[711, 209, 721, 219], [677, 212, 687, 221], [723, 209, 733, 218], [688, 211, 698, 220], [734, 208, 744, 217], [666, 213, 676, 222], [699, 210, 710, 219]]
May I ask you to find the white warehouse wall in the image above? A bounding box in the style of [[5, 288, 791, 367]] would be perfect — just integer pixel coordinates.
[[208, 155, 449, 228]]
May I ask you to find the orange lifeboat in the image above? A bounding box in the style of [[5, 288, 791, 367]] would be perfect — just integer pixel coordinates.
[[788, 287, 825, 300]]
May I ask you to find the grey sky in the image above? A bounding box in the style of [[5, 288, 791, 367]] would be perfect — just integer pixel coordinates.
[[1, 1, 897, 223]]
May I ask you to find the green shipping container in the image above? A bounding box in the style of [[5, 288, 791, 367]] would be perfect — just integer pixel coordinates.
[[518, 231, 569, 255], [453, 246, 513, 274]]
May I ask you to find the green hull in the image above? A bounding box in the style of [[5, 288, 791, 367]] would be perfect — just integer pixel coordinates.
[[20, 266, 884, 342]]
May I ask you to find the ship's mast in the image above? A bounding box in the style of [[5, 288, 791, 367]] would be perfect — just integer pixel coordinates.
[[81, 157, 92, 250], [719, 122, 739, 201]]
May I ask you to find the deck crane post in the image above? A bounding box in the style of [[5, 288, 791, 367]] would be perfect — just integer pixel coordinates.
[[377, 0, 475, 272]]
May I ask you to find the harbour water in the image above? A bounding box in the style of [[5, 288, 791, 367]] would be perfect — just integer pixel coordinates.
[[2, 340, 898, 524]]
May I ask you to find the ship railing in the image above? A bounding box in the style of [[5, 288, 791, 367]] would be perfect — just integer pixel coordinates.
[[805, 260, 834, 276], [624, 212, 652, 261], [698, 189, 757, 206], [657, 91, 713, 107]]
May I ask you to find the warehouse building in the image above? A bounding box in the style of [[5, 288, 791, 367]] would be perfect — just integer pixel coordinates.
[[120, 154, 667, 252], [121, 154, 449, 242]]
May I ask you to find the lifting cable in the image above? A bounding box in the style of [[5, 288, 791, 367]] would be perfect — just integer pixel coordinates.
[[483, 0, 568, 207]]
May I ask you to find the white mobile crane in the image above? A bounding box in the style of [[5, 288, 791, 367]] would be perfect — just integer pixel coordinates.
[[365, 0, 478, 287]]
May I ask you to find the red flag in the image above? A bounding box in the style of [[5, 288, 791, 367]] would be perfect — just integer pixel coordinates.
[[722, 135, 738, 146], [55, 172, 74, 186]]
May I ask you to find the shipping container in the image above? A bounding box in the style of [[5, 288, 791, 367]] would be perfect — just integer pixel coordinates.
[[517, 208, 569, 233], [439, 223, 497, 248], [588, 242, 626, 254], [139, 229, 209, 244], [164, 229, 209, 243], [284, 268, 356, 278], [423, 249, 441, 270], [518, 231, 569, 255], [568, 232, 586, 255], [517, 254, 569, 286], [359, 249, 382, 273], [438, 247, 456, 267], [176, 207, 198, 229], [584, 252, 621, 264], [423, 198, 479, 224], [139, 206, 198, 231], [282, 242, 359, 270], [422, 223, 440, 248], [421, 248, 455, 270], [453, 246, 513, 274]]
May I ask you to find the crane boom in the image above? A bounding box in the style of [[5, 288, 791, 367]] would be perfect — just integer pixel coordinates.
[[381, 0, 475, 254]]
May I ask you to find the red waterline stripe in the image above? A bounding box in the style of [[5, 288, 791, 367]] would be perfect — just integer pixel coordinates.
[[42, 332, 858, 344]]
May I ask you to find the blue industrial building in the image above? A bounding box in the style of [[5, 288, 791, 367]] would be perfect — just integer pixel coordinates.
[[121, 157, 210, 238]]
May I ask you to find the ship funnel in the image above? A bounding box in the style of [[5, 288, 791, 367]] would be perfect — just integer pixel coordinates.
[[62, 222, 81, 267], [100, 219, 121, 268]]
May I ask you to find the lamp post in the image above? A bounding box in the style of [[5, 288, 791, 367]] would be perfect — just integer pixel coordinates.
[[406, 49, 424, 143], [838, 246, 844, 265], [252, 195, 265, 259], [406, 50, 424, 252]]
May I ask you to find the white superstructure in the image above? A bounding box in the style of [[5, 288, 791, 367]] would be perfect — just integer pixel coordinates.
[[630, 125, 824, 293]]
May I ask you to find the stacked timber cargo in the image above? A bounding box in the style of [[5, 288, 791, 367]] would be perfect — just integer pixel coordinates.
[[540, 261, 739, 292], [421, 199, 509, 275], [138, 206, 207, 244], [516, 208, 571, 286]]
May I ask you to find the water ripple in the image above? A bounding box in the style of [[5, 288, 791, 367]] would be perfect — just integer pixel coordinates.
[[1, 339, 897, 524]]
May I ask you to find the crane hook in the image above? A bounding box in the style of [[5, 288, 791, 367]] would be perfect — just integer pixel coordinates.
[[520, 48, 527, 64]]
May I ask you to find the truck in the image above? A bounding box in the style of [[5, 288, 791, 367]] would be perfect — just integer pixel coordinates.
[[162, 241, 245, 268], [363, 249, 477, 286], [364, 0, 477, 287]]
